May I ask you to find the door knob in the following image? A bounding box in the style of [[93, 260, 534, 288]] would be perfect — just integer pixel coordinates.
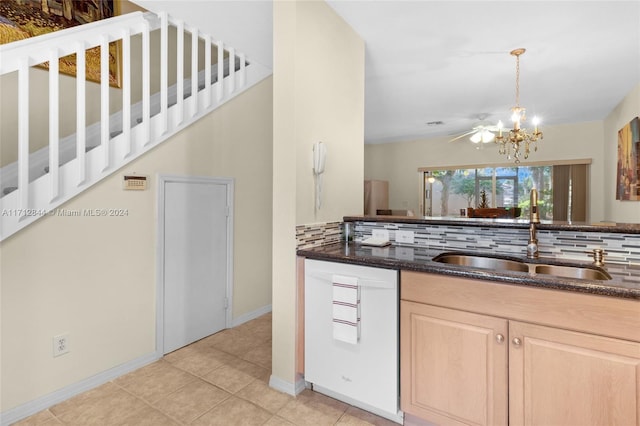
[[512, 337, 522, 347], [496, 334, 504, 343]]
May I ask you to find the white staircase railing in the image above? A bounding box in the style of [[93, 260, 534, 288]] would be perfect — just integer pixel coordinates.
[[0, 11, 271, 241]]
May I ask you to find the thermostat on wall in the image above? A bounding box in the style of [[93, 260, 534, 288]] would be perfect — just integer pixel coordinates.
[[123, 175, 148, 190]]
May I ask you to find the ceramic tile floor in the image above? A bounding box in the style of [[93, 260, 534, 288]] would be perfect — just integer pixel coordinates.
[[14, 313, 398, 426]]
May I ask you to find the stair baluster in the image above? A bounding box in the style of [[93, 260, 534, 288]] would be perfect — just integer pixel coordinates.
[[0, 11, 270, 240]]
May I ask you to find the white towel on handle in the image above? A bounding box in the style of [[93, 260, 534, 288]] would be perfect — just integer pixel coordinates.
[[332, 274, 360, 344]]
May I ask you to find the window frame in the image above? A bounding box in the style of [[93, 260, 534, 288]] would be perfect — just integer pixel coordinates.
[[418, 158, 592, 218]]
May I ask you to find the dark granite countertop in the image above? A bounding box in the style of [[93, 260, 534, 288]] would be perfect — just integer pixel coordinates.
[[343, 215, 640, 234], [297, 242, 640, 300]]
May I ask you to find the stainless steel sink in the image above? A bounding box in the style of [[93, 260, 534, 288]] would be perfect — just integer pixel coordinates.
[[432, 253, 529, 272], [533, 264, 611, 281], [432, 252, 612, 281]]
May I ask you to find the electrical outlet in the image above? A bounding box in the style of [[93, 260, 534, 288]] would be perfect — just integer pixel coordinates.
[[396, 230, 415, 244], [53, 333, 69, 357], [372, 229, 389, 240]]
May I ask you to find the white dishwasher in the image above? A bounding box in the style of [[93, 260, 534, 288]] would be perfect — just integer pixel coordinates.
[[304, 259, 402, 424]]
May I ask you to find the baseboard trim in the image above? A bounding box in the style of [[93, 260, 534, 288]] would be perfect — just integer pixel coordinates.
[[268, 373, 306, 397], [231, 304, 272, 328], [295, 374, 307, 395], [311, 384, 404, 424], [0, 351, 160, 426], [2, 304, 273, 425]]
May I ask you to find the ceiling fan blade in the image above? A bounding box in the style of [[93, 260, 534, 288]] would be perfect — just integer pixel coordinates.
[[448, 130, 476, 142]]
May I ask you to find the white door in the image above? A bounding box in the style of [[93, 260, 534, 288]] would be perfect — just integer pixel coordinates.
[[161, 177, 232, 354]]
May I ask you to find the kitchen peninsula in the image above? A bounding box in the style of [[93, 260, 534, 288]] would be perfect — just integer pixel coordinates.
[[297, 215, 640, 425], [301, 215, 640, 298]]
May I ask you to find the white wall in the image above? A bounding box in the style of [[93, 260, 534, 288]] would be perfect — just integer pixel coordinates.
[[365, 120, 609, 222], [272, 0, 364, 391], [604, 83, 640, 223], [0, 77, 273, 411]]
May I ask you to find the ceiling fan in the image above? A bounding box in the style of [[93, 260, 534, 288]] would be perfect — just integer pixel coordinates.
[[448, 114, 500, 144]]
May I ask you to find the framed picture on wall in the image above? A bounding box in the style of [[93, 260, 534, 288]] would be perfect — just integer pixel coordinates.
[[616, 116, 640, 201], [0, 0, 122, 88]]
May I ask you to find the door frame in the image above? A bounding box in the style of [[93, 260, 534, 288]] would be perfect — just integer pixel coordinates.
[[156, 174, 234, 356]]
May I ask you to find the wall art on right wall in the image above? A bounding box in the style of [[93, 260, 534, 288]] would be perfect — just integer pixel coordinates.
[[616, 116, 640, 201]]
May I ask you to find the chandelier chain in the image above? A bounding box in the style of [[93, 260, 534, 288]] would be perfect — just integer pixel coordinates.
[[515, 54, 520, 107]]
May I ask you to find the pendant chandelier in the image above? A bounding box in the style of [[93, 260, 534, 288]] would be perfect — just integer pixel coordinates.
[[495, 48, 543, 163]]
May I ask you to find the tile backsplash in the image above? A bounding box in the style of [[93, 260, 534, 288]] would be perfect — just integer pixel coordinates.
[[296, 221, 342, 249], [354, 221, 640, 266]]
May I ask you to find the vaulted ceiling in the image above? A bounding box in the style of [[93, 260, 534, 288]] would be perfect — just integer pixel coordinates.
[[133, 1, 640, 145]]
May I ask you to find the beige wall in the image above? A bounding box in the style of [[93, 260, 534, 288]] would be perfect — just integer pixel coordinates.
[[272, 0, 364, 390], [0, 77, 273, 411], [293, 3, 365, 223], [604, 83, 640, 223], [365, 120, 610, 222], [0, 67, 125, 168]]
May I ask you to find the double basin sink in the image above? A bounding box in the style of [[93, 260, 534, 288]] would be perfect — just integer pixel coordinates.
[[432, 252, 611, 281]]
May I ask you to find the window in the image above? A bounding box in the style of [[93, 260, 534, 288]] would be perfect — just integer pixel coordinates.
[[421, 160, 590, 221]]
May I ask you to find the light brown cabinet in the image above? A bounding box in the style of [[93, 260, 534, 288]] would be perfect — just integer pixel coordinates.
[[400, 271, 640, 426], [401, 301, 508, 425], [509, 321, 640, 425]]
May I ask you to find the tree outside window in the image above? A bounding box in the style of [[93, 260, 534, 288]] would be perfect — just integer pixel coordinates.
[[426, 165, 553, 219]]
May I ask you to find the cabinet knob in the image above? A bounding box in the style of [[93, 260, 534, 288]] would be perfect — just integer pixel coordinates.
[[512, 337, 522, 347], [496, 334, 504, 343]]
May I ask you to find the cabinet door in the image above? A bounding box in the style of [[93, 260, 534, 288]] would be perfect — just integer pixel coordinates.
[[509, 321, 640, 426], [401, 301, 508, 426]]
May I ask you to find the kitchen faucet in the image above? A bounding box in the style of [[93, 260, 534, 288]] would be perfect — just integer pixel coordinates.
[[527, 188, 540, 258]]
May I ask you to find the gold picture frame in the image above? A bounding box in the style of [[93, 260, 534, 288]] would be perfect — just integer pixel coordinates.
[[0, 0, 122, 88]]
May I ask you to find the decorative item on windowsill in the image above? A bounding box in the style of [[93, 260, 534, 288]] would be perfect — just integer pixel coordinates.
[[466, 189, 522, 218], [494, 48, 543, 163], [478, 189, 489, 208], [467, 207, 522, 218]]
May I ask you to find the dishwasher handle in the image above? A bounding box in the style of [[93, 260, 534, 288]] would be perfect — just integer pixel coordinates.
[[305, 271, 397, 289]]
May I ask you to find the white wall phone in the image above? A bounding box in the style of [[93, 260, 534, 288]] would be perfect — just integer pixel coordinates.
[[313, 142, 327, 211], [313, 141, 326, 175]]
